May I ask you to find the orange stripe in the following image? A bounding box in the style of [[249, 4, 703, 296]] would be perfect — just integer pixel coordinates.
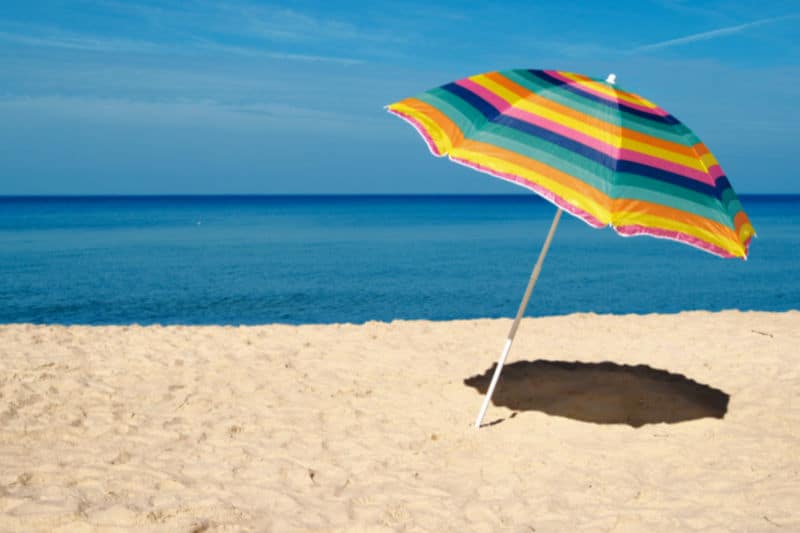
[[734, 211, 752, 232], [693, 143, 711, 156], [458, 139, 611, 210], [612, 198, 740, 242], [486, 72, 697, 158], [399, 97, 465, 148]]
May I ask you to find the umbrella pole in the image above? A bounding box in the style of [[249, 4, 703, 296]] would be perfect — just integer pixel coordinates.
[[474, 207, 563, 428]]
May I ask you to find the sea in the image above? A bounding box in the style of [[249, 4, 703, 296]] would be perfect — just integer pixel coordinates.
[[0, 195, 797, 325]]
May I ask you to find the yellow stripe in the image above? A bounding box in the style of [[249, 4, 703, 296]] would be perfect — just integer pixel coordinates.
[[470, 75, 707, 172], [622, 139, 707, 171], [611, 211, 744, 257], [700, 152, 719, 169], [449, 147, 612, 224], [389, 102, 451, 155], [739, 223, 756, 243], [470, 74, 616, 147], [558, 72, 660, 109]]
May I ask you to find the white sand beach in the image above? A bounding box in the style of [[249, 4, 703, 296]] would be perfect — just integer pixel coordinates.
[[1, 311, 798, 532]]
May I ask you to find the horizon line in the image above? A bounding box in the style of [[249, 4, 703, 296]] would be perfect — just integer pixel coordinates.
[[1, 192, 798, 198]]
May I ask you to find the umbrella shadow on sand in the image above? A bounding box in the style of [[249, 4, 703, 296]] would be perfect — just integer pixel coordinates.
[[464, 360, 729, 428]]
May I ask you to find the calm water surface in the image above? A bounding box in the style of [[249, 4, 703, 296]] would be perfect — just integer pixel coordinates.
[[0, 195, 797, 324]]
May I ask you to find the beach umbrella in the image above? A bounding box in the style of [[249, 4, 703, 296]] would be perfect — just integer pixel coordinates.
[[387, 69, 755, 428]]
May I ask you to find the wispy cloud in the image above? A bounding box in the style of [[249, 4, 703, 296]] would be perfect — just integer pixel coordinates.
[[0, 29, 162, 53], [0, 1, 430, 69], [91, 0, 409, 47], [0, 95, 384, 135], [0, 26, 363, 65], [181, 37, 363, 64], [635, 15, 797, 52]]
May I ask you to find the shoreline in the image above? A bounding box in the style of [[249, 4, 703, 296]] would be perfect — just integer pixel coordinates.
[[4, 307, 799, 328], [2, 310, 799, 531]]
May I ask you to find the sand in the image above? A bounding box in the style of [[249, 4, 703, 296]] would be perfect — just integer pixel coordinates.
[[1, 310, 798, 532]]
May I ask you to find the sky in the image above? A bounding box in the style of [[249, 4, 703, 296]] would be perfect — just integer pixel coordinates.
[[0, 0, 798, 195]]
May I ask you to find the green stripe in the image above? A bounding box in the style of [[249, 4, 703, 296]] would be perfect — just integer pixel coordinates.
[[726, 197, 744, 217], [720, 188, 745, 216], [415, 88, 487, 137]]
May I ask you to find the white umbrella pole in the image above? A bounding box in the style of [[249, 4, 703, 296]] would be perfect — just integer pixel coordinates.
[[473, 207, 563, 428]]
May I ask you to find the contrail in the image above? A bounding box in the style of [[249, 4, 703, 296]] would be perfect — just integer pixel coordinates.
[[636, 15, 796, 51]]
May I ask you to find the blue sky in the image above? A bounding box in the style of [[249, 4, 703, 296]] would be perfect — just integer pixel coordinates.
[[1, 0, 798, 194]]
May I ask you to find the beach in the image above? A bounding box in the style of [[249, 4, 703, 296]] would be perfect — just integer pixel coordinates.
[[1, 310, 798, 532]]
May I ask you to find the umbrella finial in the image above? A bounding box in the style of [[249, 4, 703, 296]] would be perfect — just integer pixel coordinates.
[[605, 73, 616, 85]]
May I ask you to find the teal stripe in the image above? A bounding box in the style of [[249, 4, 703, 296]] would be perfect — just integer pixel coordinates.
[[720, 188, 745, 215], [726, 197, 744, 217], [414, 89, 486, 138]]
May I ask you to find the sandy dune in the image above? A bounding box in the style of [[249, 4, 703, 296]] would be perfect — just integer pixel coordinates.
[[1, 311, 798, 532]]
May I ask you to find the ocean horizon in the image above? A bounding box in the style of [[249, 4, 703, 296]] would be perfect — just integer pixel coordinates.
[[1, 193, 798, 325]]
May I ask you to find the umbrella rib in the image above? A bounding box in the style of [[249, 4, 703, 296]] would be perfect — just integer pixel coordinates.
[[474, 207, 563, 429]]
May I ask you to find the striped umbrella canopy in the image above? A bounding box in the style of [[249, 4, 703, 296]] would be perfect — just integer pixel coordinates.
[[387, 69, 756, 428], [387, 69, 754, 259]]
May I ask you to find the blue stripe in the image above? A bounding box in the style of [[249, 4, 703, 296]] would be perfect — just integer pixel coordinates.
[[530, 70, 681, 126], [440, 82, 728, 200], [441, 82, 501, 120]]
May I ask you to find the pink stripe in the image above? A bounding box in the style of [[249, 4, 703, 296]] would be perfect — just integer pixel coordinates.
[[387, 107, 445, 157], [504, 104, 614, 150], [619, 148, 715, 185], [615, 224, 747, 259], [707, 164, 725, 180], [505, 105, 714, 185], [456, 79, 511, 112], [546, 71, 669, 117], [692, 142, 726, 180]]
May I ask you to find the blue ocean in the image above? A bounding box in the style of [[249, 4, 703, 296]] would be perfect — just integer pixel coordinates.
[[0, 195, 797, 325]]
